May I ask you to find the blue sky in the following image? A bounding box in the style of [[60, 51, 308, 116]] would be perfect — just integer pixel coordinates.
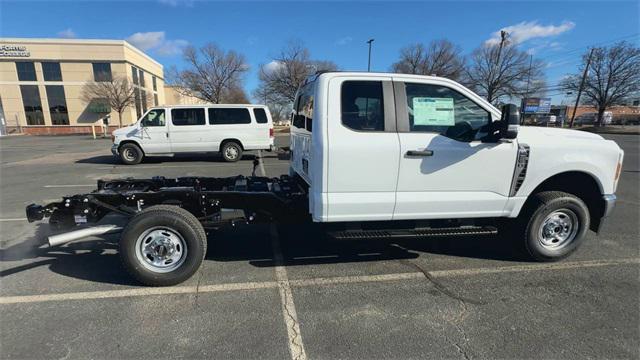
[[1, 0, 638, 103]]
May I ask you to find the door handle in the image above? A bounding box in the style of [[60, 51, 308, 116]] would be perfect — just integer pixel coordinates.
[[166, 132, 169, 138], [406, 149, 434, 157]]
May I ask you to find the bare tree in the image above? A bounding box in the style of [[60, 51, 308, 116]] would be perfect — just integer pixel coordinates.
[[561, 41, 640, 126], [465, 42, 546, 104], [256, 40, 337, 108], [80, 76, 140, 127], [169, 43, 249, 104], [391, 39, 465, 80]]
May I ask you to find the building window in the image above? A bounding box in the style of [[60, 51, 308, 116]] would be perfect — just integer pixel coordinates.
[[141, 90, 148, 113], [152, 76, 157, 91], [20, 85, 44, 125], [134, 88, 142, 119], [131, 66, 139, 85], [16, 62, 37, 81], [92, 63, 112, 82], [154, 93, 159, 106], [139, 69, 145, 88], [45, 85, 69, 125], [42, 62, 62, 81]]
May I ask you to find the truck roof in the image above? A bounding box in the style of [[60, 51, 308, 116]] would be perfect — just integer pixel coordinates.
[[306, 71, 466, 88]]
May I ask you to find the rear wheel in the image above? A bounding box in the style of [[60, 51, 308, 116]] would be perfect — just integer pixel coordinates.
[[119, 205, 207, 286], [517, 191, 589, 261], [119, 143, 144, 165], [221, 141, 242, 162]]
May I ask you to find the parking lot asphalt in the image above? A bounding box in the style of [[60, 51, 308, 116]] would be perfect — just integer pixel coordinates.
[[0, 133, 638, 359]]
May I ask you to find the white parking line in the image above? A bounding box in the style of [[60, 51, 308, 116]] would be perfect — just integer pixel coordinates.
[[43, 185, 94, 188], [257, 150, 267, 177], [271, 224, 308, 360], [0, 281, 278, 305], [0, 218, 27, 222], [0, 258, 637, 306]]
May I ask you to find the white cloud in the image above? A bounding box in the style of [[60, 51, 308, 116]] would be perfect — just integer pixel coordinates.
[[485, 21, 575, 46], [263, 60, 284, 75], [335, 36, 353, 46], [126, 31, 188, 56], [57, 28, 76, 39]]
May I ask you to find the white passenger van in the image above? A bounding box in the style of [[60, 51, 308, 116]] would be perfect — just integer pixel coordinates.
[[111, 104, 274, 164]]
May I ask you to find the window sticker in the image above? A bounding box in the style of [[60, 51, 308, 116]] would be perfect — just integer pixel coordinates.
[[412, 97, 455, 126]]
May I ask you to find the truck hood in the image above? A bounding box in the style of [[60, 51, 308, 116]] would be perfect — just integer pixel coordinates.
[[517, 126, 605, 142]]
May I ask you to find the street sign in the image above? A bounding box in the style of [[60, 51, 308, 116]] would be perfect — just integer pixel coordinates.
[[522, 98, 552, 114]]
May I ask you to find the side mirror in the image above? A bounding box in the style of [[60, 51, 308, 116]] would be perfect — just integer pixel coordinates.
[[499, 104, 520, 139]]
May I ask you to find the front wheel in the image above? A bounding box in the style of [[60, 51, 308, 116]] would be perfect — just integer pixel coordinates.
[[119, 143, 144, 165], [518, 191, 590, 261], [119, 205, 207, 286]]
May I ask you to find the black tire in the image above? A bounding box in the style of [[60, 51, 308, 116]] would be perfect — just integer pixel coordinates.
[[119, 205, 207, 286], [119, 143, 144, 165], [516, 191, 590, 262], [220, 141, 242, 162]]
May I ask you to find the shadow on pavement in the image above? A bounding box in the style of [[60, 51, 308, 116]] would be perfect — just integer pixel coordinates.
[[0, 223, 525, 286]]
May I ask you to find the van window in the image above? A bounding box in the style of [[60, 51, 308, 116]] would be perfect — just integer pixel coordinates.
[[172, 108, 205, 126], [341, 81, 384, 131], [253, 108, 269, 124], [209, 108, 251, 125], [141, 109, 165, 127]]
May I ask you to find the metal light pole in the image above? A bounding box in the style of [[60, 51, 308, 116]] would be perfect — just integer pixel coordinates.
[[367, 39, 375, 72]]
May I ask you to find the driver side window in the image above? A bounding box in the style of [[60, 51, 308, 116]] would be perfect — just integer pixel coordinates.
[[405, 83, 490, 142], [141, 109, 165, 127]]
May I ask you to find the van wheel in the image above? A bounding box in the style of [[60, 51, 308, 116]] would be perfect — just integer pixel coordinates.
[[517, 191, 589, 262], [221, 141, 242, 162], [119, 143, 144, 165], [119, 205, 207, 286]]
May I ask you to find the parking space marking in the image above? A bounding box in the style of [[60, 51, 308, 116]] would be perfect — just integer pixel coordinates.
[[271, 224, 308, 360], [43, 184, 94, 188], [0, 218, 27, 222], [0, 258, 637, 306], [0, 281, 278, 305], [257, 150, 267, 177]]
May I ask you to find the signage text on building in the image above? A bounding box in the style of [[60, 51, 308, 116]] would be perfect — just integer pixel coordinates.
[[0, 45, 30, 57]]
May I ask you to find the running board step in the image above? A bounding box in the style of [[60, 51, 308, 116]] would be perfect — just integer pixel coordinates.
[[329, 226, 498, 240]]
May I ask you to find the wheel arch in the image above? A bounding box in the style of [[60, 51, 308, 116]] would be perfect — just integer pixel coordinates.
[[219, 138, 244, 151], [524, 171, 605, 232], [118, 140, 145, 155]]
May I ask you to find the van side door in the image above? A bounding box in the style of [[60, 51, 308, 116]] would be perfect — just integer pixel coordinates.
[[393, 80, 518, 220], [325, 76, 400, 221], [168, 107, 208, 152]]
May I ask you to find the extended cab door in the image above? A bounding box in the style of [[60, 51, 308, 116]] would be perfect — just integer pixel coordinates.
[[326, 76, 400, 221], [138, 108, 171, 154], [393, 79, 518, 220]]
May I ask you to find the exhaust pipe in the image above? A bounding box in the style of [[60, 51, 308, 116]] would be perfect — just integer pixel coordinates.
[[48, 225, 122, 247]]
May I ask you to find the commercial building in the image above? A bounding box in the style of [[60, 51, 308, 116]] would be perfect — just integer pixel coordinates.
[[0, 38, 165, 135]]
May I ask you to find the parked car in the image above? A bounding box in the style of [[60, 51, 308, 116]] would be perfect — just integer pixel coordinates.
[[27, 72, 624, 286], [574, 111, 612, 125], [111, 104, 275, 164]]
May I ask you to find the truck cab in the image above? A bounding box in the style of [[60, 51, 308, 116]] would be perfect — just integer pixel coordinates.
[[290, 72, 622, 231]]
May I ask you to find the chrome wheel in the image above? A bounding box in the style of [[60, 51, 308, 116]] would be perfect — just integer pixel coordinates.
[[538, 209, 579, 250], [224, 145, 239, 160], [123, 148, 136, 162], [134, 227, 187, 273]]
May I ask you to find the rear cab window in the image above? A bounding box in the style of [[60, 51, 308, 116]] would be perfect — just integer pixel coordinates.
[[209, 108, 251, 125], [341, 81, 385, 131]]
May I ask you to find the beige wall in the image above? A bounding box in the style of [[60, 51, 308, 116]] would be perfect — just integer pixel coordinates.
[[0, 38, 165, 133], [164, 86, 211, 105]]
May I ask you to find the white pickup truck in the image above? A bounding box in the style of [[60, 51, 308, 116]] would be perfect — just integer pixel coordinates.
[[26, 72, 623, 286]]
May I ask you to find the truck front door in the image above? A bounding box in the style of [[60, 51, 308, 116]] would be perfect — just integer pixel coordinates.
[[393, 80, 518, 220]]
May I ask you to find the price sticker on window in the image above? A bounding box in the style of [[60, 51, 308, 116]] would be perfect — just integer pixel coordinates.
[[412, 97, 455, 126]]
